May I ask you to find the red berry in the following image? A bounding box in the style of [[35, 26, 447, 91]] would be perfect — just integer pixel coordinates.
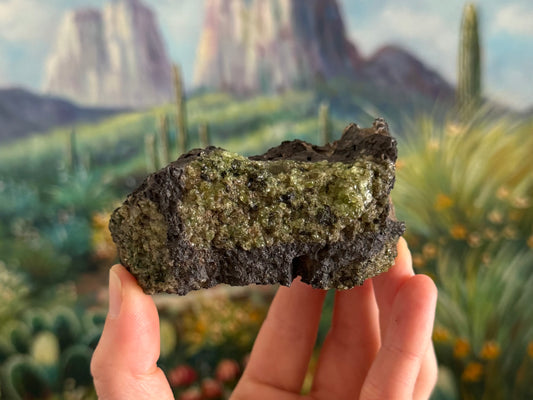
[[202, 378, 223, 398], [168, 365, 198, 387], [179, 387, 202, 400], [216, 359, 240, 383]]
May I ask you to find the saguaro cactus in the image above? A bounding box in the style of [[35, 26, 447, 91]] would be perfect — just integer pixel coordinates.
[[145, 133, 158, 173], [158, 114, 170, 166], [198, 122, 211, 148], [52, 307, 81, 351], [66, 128, 79, 173], [3, 355, 51, 399], [173, 64, 188, 157], [457, 3, 481, 119], [60, 345, 93, 387], [318, 101, 332, 145]]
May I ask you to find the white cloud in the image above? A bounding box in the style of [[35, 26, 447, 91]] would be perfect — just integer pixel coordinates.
[[0, 0, 59, 43], [152, 0, 204, 84], [0, 62, 7, 87], [494, 4, 533, 36], [348, 4, 458, 82], [153, 0, 202, 41]]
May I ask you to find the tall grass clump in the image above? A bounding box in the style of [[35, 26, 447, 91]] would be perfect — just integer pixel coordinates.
[[394, 112, 533, 399]]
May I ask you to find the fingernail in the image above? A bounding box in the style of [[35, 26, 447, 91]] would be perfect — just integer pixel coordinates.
[[109, 268, 122, 319]]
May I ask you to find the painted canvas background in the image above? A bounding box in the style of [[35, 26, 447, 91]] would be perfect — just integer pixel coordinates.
[[0, 0, 533, 398]]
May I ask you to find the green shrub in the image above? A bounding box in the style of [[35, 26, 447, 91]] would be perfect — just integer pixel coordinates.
[[60, 345, 93, 388], [0, 181, 41, 221], [80, 328, 102, 351], [2, 321, 31, 355], [1, 239, 70, 287], [23, 309, 52, 335], [1, 355, 51, 400], [52, 307, 81, 351], [0, 338, 14, 365], [49, 169, 112, 219], [81, 310, 106, 333], [0, 262, 29, 324]]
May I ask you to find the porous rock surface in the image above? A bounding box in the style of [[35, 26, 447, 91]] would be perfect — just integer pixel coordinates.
[[109, 119, 405, 294]]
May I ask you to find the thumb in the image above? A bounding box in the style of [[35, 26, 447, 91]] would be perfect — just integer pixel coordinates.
[[91, 265, 174, 400]]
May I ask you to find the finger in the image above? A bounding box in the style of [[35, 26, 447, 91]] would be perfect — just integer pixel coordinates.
[[91, 265, 174, 400], [310, 279, 380, 399], [414, 343, 438, 400], [373, 237, 414, 336], [235, 278, 326, 394], [360, 274, 437, 400]]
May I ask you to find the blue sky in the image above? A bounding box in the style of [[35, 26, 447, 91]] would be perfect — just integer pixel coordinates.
[[0, 0, 532, 110]]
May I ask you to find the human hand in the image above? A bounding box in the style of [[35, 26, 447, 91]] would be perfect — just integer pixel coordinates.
[[91, 238, 438, 399]]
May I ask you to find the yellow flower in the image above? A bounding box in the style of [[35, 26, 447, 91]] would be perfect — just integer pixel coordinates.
[[467, 233, 482, 248], [496, 186, 510, 200], [433, 327, 451, 343], [434, 194, 454, 211], [512, 196, 530, 209], [92, 212, 110, 228], [462, 362, 484, 382], [422, 243, 437, 259], [428, 139, 440, 150], [450, 224, 467, 240], [412, 253, 425, 269], [446, 122, 465, 137], [527, 236, 533, 249], [248, 310, 261, 322], [454, 338, 471, 359], [528, 342, 533, 359], [483, 228, 497, 241], [482, 253, 492, 266], [503, 226, 517, 239], [480, 341, 501, 360], [91, 212, 116, 260], [396, 159, 405, 170], [195, 320, 207, 335], [488, 210, 503, 224]]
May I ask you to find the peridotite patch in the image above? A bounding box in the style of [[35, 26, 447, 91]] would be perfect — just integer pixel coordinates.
[[180, 150, 391, 250]]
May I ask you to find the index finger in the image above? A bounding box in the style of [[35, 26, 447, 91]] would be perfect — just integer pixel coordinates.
[[372, 237, 414, 335], [360, 274, 438, 400], [236, 279, 326, 395]]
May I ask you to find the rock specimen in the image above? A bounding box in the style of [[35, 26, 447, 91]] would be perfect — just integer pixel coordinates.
[[43, 0, 172, 108], [109, 119, 405, 295]]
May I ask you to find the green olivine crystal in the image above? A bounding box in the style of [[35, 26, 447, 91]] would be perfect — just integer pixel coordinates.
[[179, 149, 392, 251]]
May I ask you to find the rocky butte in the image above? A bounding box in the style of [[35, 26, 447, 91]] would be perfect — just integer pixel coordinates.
[[43, 0, 172, 108], [194, 0, 361, 94], [194, 0, 453, 99]]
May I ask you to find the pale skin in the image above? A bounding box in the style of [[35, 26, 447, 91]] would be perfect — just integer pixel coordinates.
[[91, 238, 438, 399]]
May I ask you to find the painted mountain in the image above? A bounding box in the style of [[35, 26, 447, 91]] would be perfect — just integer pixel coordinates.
[[0, 88, 122, 143], [43, 0, 172, 108], [194, 0, 454, 100], [194, 0, 362, 93]]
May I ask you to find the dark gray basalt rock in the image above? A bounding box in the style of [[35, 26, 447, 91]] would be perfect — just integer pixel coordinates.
[[109, 118, 405, 295]]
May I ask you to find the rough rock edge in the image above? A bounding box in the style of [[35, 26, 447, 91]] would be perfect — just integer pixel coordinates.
[[109, 118, 405, 295]]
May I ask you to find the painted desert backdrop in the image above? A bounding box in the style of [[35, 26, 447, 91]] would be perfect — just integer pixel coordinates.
[[1, 0, 533, 398]]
